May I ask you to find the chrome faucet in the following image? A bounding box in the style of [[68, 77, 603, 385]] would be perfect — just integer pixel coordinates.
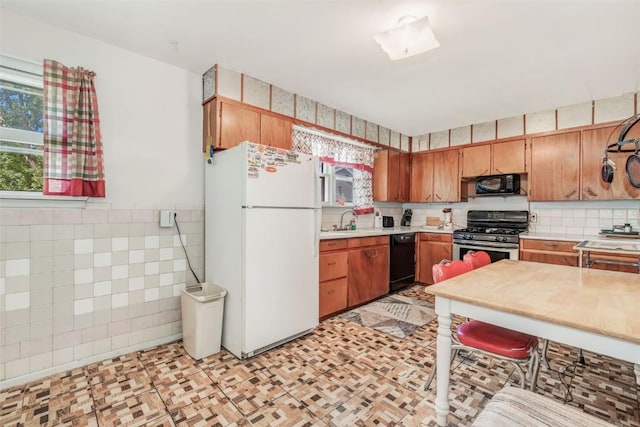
[[339, 209, 358, 230]]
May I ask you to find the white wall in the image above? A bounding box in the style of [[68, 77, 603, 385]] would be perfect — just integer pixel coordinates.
[[0, 9, 203, 207], [0, 9, 204, 388]]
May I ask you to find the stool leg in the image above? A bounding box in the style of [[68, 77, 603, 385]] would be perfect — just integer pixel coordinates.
[[541, 339, 551, 370]]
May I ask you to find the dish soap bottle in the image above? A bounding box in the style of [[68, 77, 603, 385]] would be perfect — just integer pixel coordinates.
[[374, 212, 382, 229]]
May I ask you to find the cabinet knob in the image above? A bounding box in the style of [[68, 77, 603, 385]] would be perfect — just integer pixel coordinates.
[[327, 261, 336, 266], [565, 189, 577, 198]]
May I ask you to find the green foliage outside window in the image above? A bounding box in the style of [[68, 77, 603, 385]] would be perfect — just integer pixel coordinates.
[[0, 77, 44, 191]]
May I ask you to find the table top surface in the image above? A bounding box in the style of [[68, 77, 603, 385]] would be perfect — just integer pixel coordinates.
[[425, 260, 640, 344]]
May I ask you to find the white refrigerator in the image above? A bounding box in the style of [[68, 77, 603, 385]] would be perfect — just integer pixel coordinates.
[[204, 141, 320, 359]]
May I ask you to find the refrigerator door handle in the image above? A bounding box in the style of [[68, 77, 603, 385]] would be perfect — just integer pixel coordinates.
[[313, 208, 320, 257]]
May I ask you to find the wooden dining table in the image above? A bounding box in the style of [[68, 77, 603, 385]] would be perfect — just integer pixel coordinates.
[[425, 259, 640, 427]]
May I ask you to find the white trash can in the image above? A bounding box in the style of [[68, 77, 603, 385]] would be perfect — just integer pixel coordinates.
[[181, 282, 227, 360]]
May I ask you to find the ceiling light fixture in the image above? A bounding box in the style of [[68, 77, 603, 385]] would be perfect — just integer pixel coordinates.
[[373, 15, 440, 60]]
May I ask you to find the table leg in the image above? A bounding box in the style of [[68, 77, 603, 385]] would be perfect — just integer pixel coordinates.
[[435, 300, 453, 426]]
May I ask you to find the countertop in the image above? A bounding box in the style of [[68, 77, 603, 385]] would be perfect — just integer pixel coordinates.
[[319, 226, 452, 240]]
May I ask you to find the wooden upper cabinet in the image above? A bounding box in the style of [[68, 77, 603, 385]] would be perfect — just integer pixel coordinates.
[[410, 152, 434, 202], [399, 152, 410, 201], [260, 114, 292, 150], [493, 139, 526, 174], [529, 132, 580, 201], [461, 144, 491, 177], [461, 139, 525, 178], [433, 149, 460, 202], [219, 102, 260, 149], [582, 125, 640, 200], [373, 149, 409, 202]]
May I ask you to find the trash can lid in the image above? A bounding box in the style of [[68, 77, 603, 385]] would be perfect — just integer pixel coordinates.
[[182, 282, 227, 303]]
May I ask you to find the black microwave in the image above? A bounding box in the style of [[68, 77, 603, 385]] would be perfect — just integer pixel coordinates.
[[475, 174, 520, 195]]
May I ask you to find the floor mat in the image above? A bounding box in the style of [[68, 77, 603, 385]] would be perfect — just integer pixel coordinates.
[[339, 294, 436, 339]]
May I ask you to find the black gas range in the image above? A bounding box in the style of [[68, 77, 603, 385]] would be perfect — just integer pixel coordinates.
[[453, 210, 529, 255]]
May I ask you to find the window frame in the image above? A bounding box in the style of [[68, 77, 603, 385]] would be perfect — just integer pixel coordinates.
[[319, 162, 355, 207], [0, 55, 87, 207]]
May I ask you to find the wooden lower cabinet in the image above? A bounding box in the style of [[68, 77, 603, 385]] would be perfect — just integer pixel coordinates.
[[348, 237, 390, 306], [519, 239, 579, 266], [319, 278, 348, 318], [319, 240, 348, 318], [416, 233, 452, 285], [318, 236, 390, 318]]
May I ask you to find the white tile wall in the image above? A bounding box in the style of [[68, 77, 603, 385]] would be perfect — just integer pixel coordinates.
[[335, 111, 351, 134], [0, 207, 203, 386], [365, 122, 378, 143], [379, 127, 390, 146], [295, 95, 316, 123]]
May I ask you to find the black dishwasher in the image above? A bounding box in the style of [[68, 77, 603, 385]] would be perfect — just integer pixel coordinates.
[[390, 233, 415, 292]]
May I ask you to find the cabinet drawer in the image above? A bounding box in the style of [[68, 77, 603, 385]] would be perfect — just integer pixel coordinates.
[[319, 252, 348, 282], [419, 233, 452, 243], [319, 278, 348, 318], [320, 239, 348, 252], [347, 236, 389, 248], [520, 239, 577, 252], [520, 251, 579, 267]]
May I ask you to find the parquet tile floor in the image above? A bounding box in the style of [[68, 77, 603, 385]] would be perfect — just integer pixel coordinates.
[[1, 286, 638, 426]]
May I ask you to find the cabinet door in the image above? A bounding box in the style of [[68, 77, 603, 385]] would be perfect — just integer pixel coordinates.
[[369, 245, 390, 299], [399, 152, 411, 202], [202, 100, 217, 153], [387, 150, 401, 201], [348, 245, 390, 306], [373, 150, 390, 201], [220, 102, 260, 149], [433, 149, 460, 202], [261, 114, 292, 150], [529, 132, 580, 201], [410, 153, 433, 202], [493, 139, 526, 174], [462, 144, 491, 177], [417, 241, 452, 285], [582, 126, 640, 200], [319, 278, 348, 317]]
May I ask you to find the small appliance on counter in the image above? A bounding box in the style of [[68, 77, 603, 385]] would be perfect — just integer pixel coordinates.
[[374, 211, 383, 229], [401, 209, 412, 227], [382, 216, 394, 228]]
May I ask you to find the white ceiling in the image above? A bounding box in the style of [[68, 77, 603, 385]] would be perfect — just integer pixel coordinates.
[[4, 0, 640, 136]]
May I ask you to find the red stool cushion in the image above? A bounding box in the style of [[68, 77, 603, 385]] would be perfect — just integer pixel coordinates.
[[432, 260, 472, 283], [457, 320, 538, 359], [463, 251, 491, 269]]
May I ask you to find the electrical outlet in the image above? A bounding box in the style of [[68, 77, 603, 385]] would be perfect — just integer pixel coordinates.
[[530, 213, 538, 223], [160, 210, 175, 227]]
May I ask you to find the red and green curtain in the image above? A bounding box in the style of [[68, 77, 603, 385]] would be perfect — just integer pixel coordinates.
[[292, 126, 375, 214], [43, 59, 105, 197]]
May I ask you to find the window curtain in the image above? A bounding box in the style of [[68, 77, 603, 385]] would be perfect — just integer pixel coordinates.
[[43, 59, 105, 197], [292, 127, 375, 214]]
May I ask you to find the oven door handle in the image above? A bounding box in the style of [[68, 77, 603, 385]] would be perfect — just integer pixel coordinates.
[[453, 241, 519, 250]]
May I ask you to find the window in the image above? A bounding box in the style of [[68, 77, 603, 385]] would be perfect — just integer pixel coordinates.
[[318, 162, 355, 206], [0, 56, 44, 192]]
